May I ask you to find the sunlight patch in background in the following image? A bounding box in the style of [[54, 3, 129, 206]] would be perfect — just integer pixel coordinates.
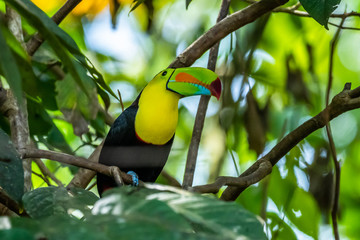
[[84, 7, 147, 77]]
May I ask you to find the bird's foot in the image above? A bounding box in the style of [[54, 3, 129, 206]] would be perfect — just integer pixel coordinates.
[[127, 171, 139, 186]]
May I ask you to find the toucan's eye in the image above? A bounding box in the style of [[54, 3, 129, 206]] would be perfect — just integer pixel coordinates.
[[162, 71, 167, 76]]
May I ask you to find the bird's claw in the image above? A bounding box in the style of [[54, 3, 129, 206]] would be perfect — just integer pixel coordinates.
[[127, 171, 139, 186]]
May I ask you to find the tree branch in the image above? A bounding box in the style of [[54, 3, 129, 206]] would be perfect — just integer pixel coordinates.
[[192, 161, 272, 193], [273, 7, 360, 19], [23, 148, 142, 187], [0, 188, 28, 217], [26, 0, 83, 56], [325, 16, 346, 240], [67, 142, 103, 188], [34, 158, 64, 187], [168, 0, 289, 68], [4, 6, 32, 192], [199, 83, 360, 200], [182, 0, 230, 189]]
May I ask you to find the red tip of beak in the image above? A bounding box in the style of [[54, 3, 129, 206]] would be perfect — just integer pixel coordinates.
[[210, 78, 221, 100]]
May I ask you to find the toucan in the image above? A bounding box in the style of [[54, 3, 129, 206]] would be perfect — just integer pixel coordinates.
[[97, 67, 221, 196]]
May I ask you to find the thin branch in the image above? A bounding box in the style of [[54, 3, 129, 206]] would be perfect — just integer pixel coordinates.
[[273, 7, 360, 19], [34, 158, 64, 187], [160, 171, 181, 188], [325, 16, 346, 240], [216, 83, 360, 200], [182, 0, 231, 189], [192, 161, 272, 193], [32, 171, 52, 186], [0, 188, 28, 217], [329, 22, 360, 31], [168, 0, 289, 68], [117, 89, 125, 112], [26, 0, 83, 56], [23, 148, 142, 187]]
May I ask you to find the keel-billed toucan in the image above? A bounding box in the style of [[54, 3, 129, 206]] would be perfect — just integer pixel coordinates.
[[97, 67, 221, 196]]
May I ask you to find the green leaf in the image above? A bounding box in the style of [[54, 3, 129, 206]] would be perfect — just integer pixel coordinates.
[[5, 0, 117, 101], [56, 60, 99, 120], [0, 23, 23, 105], [46, 126, 73, 154], [129, 0, 145, 13], [22, 187, 99, 219], [186, 0, 193, 9], [299, 0, 341, 28], [286, 188, 321, 238], [267, 212, 297, 239], [5, 0, 91, 95], [0, 228, 35, 240], [27, 98, 53, 136], [0, 129, 24, 202], [10, 215, 108, 240], [95, 186, 266, 239]]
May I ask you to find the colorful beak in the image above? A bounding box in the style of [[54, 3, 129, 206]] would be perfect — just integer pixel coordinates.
[[166, 67, 221, 100]]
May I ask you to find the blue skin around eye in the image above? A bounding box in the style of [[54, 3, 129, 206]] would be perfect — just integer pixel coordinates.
[[127, 171, 139, 186]]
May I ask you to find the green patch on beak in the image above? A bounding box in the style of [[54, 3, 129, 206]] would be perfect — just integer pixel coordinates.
[[166, 67, 221, 100]]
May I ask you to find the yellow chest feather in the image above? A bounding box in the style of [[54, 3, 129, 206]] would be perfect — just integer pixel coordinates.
[[134, 81, 180, 145]]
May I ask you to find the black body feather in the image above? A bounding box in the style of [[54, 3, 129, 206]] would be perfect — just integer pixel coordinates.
[[97, 95, 174, 195]]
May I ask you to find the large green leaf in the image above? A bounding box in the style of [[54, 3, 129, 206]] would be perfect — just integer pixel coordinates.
[[93, 186, 267, 239], [0, 228, 35, 240], [300, 0, 341, 29], [22, 187, 98, 219], [286, 188, 321, 238], [0, 129, 24, 202], [9, 215, 108, 240], [0, 23, 23, 105], [56, 60, 99, 121]]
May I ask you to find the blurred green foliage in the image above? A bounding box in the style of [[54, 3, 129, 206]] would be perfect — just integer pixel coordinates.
[[0, 0, 360, 239]]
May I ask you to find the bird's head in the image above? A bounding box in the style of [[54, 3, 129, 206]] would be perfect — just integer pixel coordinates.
[[151, 67, 222, 100]]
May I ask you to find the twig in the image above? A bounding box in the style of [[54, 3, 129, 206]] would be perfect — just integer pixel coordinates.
[[329, 22, 360, 31], [182, 0, 231, 189], [117, 89, 125, 112], [273, 8, 360, 19], [160, 171, 181, 188], [26, 0, 83, 56], [217, 83, 360, 200], [0, 188, 28, 217], [23, 148, 142, 186], [168, 0, 289, 68], [34, 158, 64, 187], [32, 171, 52, 186], [86, 181, 97, 191], [325, 16, 346, 240]]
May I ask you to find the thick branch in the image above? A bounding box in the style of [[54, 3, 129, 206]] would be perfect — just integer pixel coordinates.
[[23, 148, 142, 186], [67, 142, 103, 188], [168, 0, 289, 68], [195, 84, 360, 200], [4, 7, 32, 192]]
